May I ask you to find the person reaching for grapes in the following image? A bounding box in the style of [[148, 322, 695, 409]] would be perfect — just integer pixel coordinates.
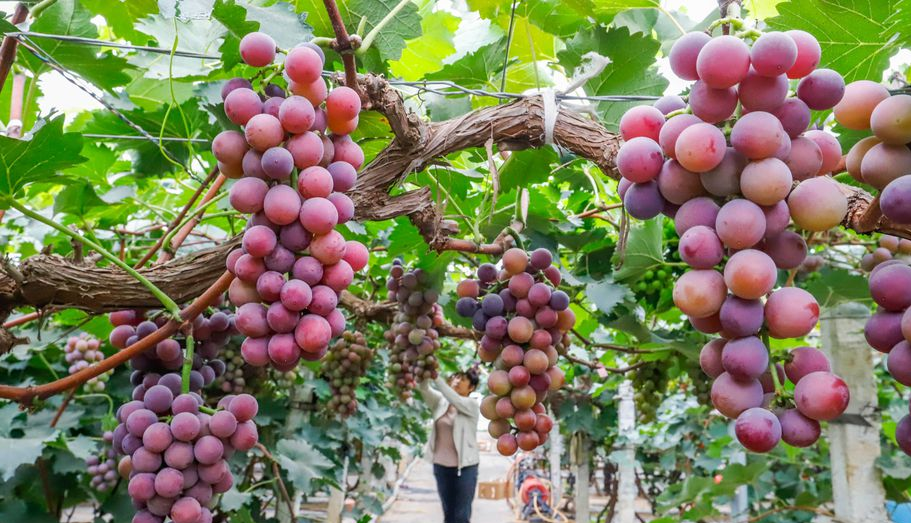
[[418, 367, 481, 523]]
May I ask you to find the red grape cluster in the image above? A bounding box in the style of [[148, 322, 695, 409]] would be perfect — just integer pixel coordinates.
[[65, 333, 110, 393], [861, 244, 911, 454], [113, 391, 259, 523], [455, 247, 570, 456], [86, 430, 118, 491], [108, 310, 233, 396], [383, 261, 442, 399], [619, 27, 855, 452], [217, 32, 369, 371], [836, 85, 911, 225], [322, 331, 373, 416]]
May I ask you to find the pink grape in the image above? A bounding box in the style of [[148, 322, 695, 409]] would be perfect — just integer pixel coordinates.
[[657, 160, 706, 205], [762, 201, 790, 239], [308, 285, 338, 316], [129, 473, 157, 502], [243, 224, 278, 257], [672, 269, 727, 318], [738, 69, 788, 112], [278, 96, 315, 134], [735, 408, 781, 453], [267, 302, 298, 333], [700, 147, 744, 197], [721, 335, 768, 380], [328, 193, 354, 223], [286, 132, 324, 169], [218, 160, 243, 179], [762, 231, 807, 269], [242, 149, 267, 179], [793, 371, 849, 421], [740, 158, 792, 205], [331, 135, 364, 169], [617, 137, 663, 183], [327, 161, 357, 192], [295, 314, 332, 353], [268, 334, 300, 366], [343, 241, 369, 272], [711, 372, 764, 419], [228, 278, 261, 305], [787, 176, 847, 231], [292, 256, 324, 285], [231, 421, 259, 451], [669, 32, 711, 80], [261, 147, 294, 180], [870, 94, 911, 144], [234, 254, 266, 283], [699, 338, 726, 378], [772, 98, 811, 138], [688, 81, 737, 124], [796, 68, 845, 110], [212, 130, 248, 165], [834, 80, 890, 130], [244, 114, 285, 151], [619, 105, 665, 142], [289, 77, 327, 106], [864, 310, 904, 353], [263, 96, 283, 118], [280, 279, 313, 311], [869, 263, 911, 311], [716, 199, 766, 249], [766, 287, 819, 339], [326, 86, 361, 121], [321, 260, 354, 292], [750, 31, 797, 77], [229, 177, 268, 213], [696, 35, 750, 88], [675, 123, 725, 173], [723, 249, 776, 299], [658, 114, 700, 158], [280, 222, 312, 251], [154, 467, 183, 498], [224, 88, 262, 126], [784, 346, 830, 384], [229, 394, 259, 422], [241, 337, 270, 366], [785, 136, 823, 181], [679, 225, 723, 269], [674, 197, 720, 236], [623, 181, 665, 220], [298, 166, 334, 198], [881, 175, 911, 223], [719, 297, 764, 338], [778, 408, 821, 447], [730, 111, 784, 160], [285, 46, 323, 84], [239, 32, 276, 67], [221, 78, 252, 101], [298, 197, 339, 235], [235, 303, 270, 337], [263, 185, 301, 226], [785, 30, 821, 78], [265, 244, 295, 273], [860, 143, 911, 190], [653, 94, 686, 114]]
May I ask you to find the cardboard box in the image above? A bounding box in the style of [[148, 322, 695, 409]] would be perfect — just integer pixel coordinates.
[[477, 480, 507, 500]]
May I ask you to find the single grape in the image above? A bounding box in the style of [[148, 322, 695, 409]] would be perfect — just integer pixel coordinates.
[[793, 371, 850, 421], [239, 32, 276, 67], [860, 143, 911, 190], [772, 98, 811, 138], [716, 199, 766, 249], [740, 158, 792, 205], [675, 123, 726, 173], [834, 80, 891, 130], [881, 175, 911, 224], [244, 114, 285, 151], [785, 30, 821, 79], [285, 46, 324, 84], [723, 249, 776, 300], [617, 137, 663, 183], [870, 94, 911, 144], [710, 372, 764, 419], [730, 111, 785, 160], [619, 105, 664, 142], [796, 68, 845, 110], [735, 408, 781, 453], [738, 69, 788, 112], [224, 88, 262, 126], [785, 136, 823, 181], [688, 81, 738, 124], [657, 159, 707, 204], [669, 32, 711, 80], [750, 31, 797, 77], [787, 176, 847, 232], [695, 35, 751, 89], [672, 269, 727, 319]]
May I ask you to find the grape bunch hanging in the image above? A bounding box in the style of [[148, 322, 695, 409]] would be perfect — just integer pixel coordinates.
[[86, 430, 119, 492], [456, 247, 570, 456], [65, 333, 110, 393], [619, 26, 853, 452], [383, 261, 441, 400], [322, 331, 374, 416], [217, 32, 370, 371]]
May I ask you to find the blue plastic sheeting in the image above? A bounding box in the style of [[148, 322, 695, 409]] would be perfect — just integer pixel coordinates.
[[887, 501, 911, 522]]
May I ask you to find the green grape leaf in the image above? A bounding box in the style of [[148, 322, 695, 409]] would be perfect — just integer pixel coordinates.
[[0, 117, 85, 200], [213, 0, 259, 70], [425, 38, 507, 88], [586, 280, 632, 316], [20, 0, 132, 92], [132, 15, 225, 79], [389, 10, 459, 80], [558, 26, 667, 130], [294, 0, 350, 37], [0, 437, 44, 481], [499, 147, 559, 192], [524, 0, 588, 38], [348, 0, 422, 62], [81, 0, 159, 43], [275, 438, 337, 492], [611, 217, 665, 283], [768, 0, 902, 82], [804, 268, 872, 309]]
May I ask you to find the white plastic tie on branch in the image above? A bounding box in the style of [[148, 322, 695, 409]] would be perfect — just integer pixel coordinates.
[[542, 88, 557, 146]]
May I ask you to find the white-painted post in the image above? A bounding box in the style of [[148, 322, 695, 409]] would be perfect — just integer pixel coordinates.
[[729, 433, 748, 523], [549, 412, 563, 503], [326, 455, 349, 523], [819, 302, 888, 523], [612, 381, 637, 523], [277, 376, 313, 523], [574, 432, 590, 523]]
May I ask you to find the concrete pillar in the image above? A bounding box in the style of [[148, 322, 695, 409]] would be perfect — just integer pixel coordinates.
[[573, 432, 590, 523], [326, 455, 349, 523], [819, 302, 887, 523], [549, 412, 563, 503], [729, 439, 748, 523], [612, 381, 637, 523]]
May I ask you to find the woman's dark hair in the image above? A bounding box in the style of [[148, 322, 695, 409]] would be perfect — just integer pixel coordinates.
[[457, 364, 481, 390]]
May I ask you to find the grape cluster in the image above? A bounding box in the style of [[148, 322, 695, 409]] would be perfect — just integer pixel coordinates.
[[456, 247, 570, 456], [629, 360, 669, 423], [322, 331, 374, 416], [212, 341, 267, 395], [86, 430, 118, 491], [837, 86, 911, 225], [383, 261, 441, 399], [861, 234, 911, 272], [65, 333, 110, 393], [619, 27, 855, 453], [217, 32, 370, 371], [108, 310, 234, 396], [113, 390, 259, 523]]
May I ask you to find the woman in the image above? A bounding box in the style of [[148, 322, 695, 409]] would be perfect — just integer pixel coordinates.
[[418, 368, 481, 523]]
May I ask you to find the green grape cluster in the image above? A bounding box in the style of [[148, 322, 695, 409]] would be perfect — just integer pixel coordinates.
[[629, 356, 670, 424], [322, 331, 374, 416]]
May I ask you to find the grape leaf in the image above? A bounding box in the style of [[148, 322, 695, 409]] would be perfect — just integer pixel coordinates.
[[767, 0, 902, 82], [389, 10, 459, 81], [425, 39, 508, 89], [0, 437, 44, 481], [558, 26, 667, 130], [499, 148, 559, 192], [0, 117, 85, 200], [81, 0, 159, 43], [804, 268, 872, 309], [275, 438, 336, 491], [19, 0, 132, 92], [586, 280, 632, 316], [213, 0, 259, 70], [524, 0, 588, 38], [611, 216, 665, 283], [132, 13, 225, 79], [348, 0, 422, 62], [215, 1, 314, 69]]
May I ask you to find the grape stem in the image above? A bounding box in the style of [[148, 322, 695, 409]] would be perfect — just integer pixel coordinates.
[[762, 330, 786, 396], [356, 0, 411, 56], [4, 199, 182, 318], [707, 16, 745, 33], [181, 332, 195, 395], [663, 107, 692, 119], [505, 226, 525, 251]]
